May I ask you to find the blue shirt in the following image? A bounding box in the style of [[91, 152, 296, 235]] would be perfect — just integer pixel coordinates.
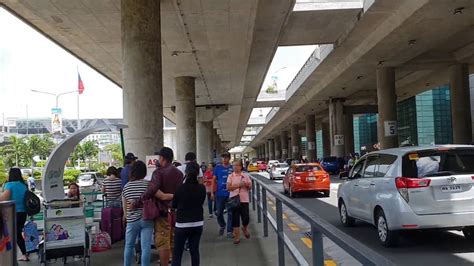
[[4, 181, 27, 212], [213, 164, 233, 197], [121, 164, 132, 189]]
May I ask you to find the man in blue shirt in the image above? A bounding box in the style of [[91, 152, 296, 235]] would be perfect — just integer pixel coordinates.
[[121, 152, 137, 188], [211, 152, 233, 237]]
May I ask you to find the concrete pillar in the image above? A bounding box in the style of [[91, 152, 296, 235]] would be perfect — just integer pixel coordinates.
[[274, 136, 281, 161], [175, 76, 196, 162], [376, 67, 398, 149], [322, 122, 330, 157], [281, 131, 289, 160], [122, 0, 163, 160], [264, 142, 269, 161], [450, 64, 472, 144], [197, 121, 213, 164], [305, 114, 316, 162], [291, 124, 300, 159], [329, 99, 345, 157], [344, 114, 354, 155], [268, 139, 275, 160]]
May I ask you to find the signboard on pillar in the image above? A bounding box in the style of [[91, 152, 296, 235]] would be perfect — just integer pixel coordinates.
[[384, 121, 397, 137], [308, 141, 315, 150], [145, 155, 159, 181], [292, 146, 299, 153], [282, 149, 288, 155], [334, 135, 344, 146]]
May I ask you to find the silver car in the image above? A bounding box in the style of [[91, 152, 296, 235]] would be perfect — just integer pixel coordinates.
[[270, 163, 289, 180], [337, 145, 474, 247]]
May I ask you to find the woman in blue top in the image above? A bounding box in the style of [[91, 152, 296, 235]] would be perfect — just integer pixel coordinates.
[[0, 168, 29, 261]]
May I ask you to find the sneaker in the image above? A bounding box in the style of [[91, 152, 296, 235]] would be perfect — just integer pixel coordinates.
[[227, 232, 234, 239], [219, 227, 225, 236]]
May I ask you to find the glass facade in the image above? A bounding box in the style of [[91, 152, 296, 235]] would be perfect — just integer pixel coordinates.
[[397, 97, 418, 146], [353, 114, 378, 155]]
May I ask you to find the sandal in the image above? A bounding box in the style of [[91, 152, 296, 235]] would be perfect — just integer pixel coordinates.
[[243, 228, 250, 239], [18, 257, 30, 262], [233, 239, 240, 244]]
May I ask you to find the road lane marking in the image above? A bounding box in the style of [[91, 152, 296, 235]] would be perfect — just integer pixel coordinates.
[[325, 260, 337, 266], [272, 206, 276, 211], [288, 223, 299, 231], [301, 237, 312, 249], [283, 213, 288, 219]]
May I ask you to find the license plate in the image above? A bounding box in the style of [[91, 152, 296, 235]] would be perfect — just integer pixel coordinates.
[[281, 172, 285, 175], [441, 185, 462, 193], [307, 177, 316, 181]]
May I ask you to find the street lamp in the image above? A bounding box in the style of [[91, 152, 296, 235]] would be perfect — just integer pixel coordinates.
[[31, 89, 77, 108]]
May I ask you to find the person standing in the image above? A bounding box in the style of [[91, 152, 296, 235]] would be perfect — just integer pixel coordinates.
[[121, 153, 137, 189], [177, 152, 203, 181], [227, 160, 252, 244], [211, 152, 233, 238], [204, 163, 216, 218], [171, 162, 206, 266], [136, 147, 183, 266], [102, 166, 122, 208], [122, 161, 154, 266], [200, 162, 207, 174], [27, 174, 36, 192], [0, 168, 29, 261]]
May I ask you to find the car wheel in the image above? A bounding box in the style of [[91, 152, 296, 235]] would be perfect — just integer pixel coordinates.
[[376, 209, 399, 247], [339, 200, 355, 227], [323, 190, 330, 197], [462, 226, 474, 240]]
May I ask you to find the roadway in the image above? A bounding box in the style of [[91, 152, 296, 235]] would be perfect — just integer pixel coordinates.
[[251, 172, 474, 266]]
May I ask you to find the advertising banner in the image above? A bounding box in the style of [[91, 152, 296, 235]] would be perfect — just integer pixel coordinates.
[[145, 155, 159, 181], [51, 108, 62, 134]]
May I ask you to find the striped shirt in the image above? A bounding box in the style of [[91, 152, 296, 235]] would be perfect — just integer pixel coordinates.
[[102, 177, 122, 201], [122, 179, 149, 223]]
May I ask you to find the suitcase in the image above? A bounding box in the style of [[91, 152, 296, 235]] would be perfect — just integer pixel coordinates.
[[100, 208, 123, 244], [23, 220, 39, 253]]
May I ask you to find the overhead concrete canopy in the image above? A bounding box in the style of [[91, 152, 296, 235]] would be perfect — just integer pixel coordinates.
[[250, 0, 474, 148]]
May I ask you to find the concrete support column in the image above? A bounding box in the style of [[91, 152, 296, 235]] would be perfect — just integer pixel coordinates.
[[281, 131, 289, 160], [274, 136, 281, 161], [322, 122, 330, 157], [291, 124, 300, 159], [196, 121, 213, 164], [305, 114, 316, 162], [175, 76, 196, 161], [264, 142, 269, 161], [376, 67, 398, 149], [344, 114, 354, 155], [268, 139, 275, 160], [450, 64, 472, 144], [122, 0, 163, 160], [329, 99, 345, 157]]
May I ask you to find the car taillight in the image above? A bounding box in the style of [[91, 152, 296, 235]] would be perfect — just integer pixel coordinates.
[[395, 177, 431, 202], [471, 176, 474, 182], [295, 175, 301, 181]]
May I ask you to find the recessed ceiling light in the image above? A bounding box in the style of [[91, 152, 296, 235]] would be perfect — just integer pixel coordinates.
[[408, 39, 416, 46], [356, 75, 363, 80], [171, 51, 179, 57], [454, 7, 464, 15], [342, 87, 346, 91], [378, 60, 385, 66]]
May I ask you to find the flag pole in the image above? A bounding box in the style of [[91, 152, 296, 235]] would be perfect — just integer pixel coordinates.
[[77, 66, 81, 131]]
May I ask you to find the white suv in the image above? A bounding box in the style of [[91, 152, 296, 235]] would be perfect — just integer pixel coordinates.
[[337, 145, 474, 247]]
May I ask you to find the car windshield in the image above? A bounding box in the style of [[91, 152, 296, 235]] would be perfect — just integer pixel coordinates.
[[323, 157, 337, 162], [402, 148, 474, 177], [295, 165, 322, 172], [275, 163, 288, 168], [78, 174, 92, 181]]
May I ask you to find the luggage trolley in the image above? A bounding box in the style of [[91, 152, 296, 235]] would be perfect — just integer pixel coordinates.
[[39, 199, 91, 266]]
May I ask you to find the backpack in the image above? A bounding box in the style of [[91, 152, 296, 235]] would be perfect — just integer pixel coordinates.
[[24, 190, 41, 216]]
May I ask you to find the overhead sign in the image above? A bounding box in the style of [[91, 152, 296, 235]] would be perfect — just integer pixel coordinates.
[[334, 135, 344, 146], [308, 141, 315, 150], [51, 108, 62, 134], [384, 121, 397, 137], [145, 155, 159, 181]]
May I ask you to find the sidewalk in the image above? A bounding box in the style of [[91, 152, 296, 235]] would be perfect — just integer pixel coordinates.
[[18, 213, 268, 265]]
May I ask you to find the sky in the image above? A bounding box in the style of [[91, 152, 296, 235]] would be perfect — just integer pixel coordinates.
[[0, 7, 123, 122]]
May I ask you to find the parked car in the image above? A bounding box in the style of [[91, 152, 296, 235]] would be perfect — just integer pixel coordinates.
[[257, 161, 267, 172], [267, 160, 280, 171], [270, 162, 289, 180], [283, 163, 330, 198], [337, 145, 474, 247], [320, 156, 340, 174], [77, 172, 104, 203], [248, 162, 259, 172]]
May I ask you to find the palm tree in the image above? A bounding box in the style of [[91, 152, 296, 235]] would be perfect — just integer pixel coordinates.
[[2, 135, 27, 167], [71, 140, 99, 169]]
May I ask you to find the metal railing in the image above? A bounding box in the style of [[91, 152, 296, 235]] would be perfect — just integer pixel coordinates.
[[249, 174, 394, 266]]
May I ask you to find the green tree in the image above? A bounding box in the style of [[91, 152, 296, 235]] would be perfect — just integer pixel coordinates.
[[103, 143, 123, 164], [1, 135, 28, 167], [71, 140, 99, 169]]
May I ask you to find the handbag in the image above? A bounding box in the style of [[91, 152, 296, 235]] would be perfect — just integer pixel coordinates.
[[142, 198, 160, 220]]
